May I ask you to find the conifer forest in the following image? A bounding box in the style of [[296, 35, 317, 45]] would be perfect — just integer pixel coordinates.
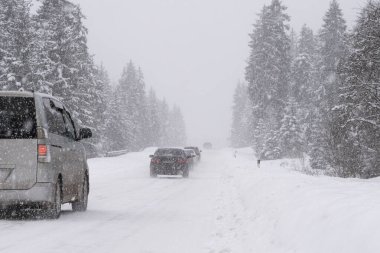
[[231, 0, 380, 178]]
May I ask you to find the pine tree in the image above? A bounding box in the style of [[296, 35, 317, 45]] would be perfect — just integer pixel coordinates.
[[291, 25, 318, 151], [335, 1, 380, 178], [34, 0, 97, 129], [279, 97, 303, 158], [289, 29, 298, 59], [0, 0, 37, 91], [318, 0, 347, 108], [92, 64, 111, 150], [246, 0, 291, 158], [167, 105, 187, 146], [253, 118, 266, 158], [231, 82, 251, 148], [158, 99, 170, 147], [105, 85, 126, 151], [136, 68, 149, 149], [309, 0, 347, 170], [118, 61, 149, 151], [146, 88, 161, 147]]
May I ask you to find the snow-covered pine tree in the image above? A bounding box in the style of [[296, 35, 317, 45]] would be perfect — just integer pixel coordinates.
[[230, 82, 251, 148], [136, 67, 149, 149], [34, 0, 97, 129], [119, 62, 138, 151], [289, 29, 298, 59], [118, 61, 148, 151], [253, 118, 266, 158], [318, 0, 347, 108], [92, 64, 111, 150], [246, 0, 291, 159], [335, 1, 380, 178], [146, 88, 161, 147], [105, 85, 126, 151], [157, 99, 170, 147], [291, 25, 318, 151], [279, 97, 303, 158], [309, 0, 347, 170], [0, 0, 37, 91], [167, 105, 187, 146]]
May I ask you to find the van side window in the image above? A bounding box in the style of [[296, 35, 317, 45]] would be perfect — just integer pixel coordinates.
[[63, 110, 76, 140], [43, 98, 66, 136]]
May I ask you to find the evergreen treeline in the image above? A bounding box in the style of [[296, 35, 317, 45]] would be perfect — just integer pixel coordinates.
[[231, 0, 380, 178], [0, 0, 186, 153]]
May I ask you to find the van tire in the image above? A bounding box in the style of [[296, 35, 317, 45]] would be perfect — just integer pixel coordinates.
[[72, 175, 89, 212], [46, 182, 62, 219]]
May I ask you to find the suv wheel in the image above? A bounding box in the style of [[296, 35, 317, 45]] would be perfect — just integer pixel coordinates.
[[72, 175, 89, 212], [150, 169, 157, 178], [183, 167, 189, 178], [46, 182, 62, 219]]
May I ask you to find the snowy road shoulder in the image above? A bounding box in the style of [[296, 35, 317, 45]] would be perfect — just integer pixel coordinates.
[[228, 149, 380, 253]]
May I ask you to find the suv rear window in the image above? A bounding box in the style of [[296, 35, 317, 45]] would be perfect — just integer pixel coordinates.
[[155, 149, 184, 156], [0, 97, 37, 139]]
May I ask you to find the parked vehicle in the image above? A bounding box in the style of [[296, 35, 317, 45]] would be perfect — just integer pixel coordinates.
[[184, 146, 202, 162], [150, 148, 190, 178], [203, 142, 213, 149], [184, 149, 197, 169], [0, 91, 92, 219]]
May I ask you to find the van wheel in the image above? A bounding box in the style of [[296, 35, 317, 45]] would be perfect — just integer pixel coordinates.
[[72, 175, 89, 212], [150, 169, 157, 178], [46, 182, 62, 219]]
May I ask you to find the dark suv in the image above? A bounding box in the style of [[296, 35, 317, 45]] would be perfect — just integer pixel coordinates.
[[0, 91, 92, 218], [150, 148, 190, 178]]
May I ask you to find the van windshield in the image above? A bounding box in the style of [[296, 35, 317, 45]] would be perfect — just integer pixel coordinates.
[[0, 97, 37, 139]]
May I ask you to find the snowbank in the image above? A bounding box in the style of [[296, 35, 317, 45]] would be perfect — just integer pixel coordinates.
[[233, 148, 380, 253]]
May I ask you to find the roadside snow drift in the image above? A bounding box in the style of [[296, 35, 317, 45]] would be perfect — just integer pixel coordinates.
[[0, 148, 379, 253]]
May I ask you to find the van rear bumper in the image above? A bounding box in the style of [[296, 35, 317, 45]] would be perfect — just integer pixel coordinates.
[[0, 183, 55, 208]]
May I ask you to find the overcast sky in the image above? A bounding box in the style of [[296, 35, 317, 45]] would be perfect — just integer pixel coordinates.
[[68, 0, 363, 147]]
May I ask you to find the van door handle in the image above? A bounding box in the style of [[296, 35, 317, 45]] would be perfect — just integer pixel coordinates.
[[51, 145, 62, 149]]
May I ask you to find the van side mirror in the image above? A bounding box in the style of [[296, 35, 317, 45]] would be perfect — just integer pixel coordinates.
[[149, 155, 154, 158], [79, 128, 92, 140]]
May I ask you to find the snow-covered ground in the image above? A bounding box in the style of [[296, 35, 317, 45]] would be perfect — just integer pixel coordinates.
[[0, 148, 379, 253]]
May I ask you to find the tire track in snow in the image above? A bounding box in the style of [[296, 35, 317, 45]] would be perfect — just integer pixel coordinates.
[[206, 155, 252, 253]]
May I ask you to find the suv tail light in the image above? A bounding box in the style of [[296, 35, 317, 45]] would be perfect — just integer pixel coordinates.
[[38, 144, 51, 163], [152, 158, 161, 164], [178, 158, 187, 164]]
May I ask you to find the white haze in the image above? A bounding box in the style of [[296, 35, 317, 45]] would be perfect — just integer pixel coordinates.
[[67, 0, 361, 147]]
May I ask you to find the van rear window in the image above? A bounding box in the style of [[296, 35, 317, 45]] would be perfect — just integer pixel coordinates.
[[0, 97, 37, 139]]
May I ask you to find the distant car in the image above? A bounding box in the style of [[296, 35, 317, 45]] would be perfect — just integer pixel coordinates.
[[150, 148, 190, 178], [184, 149, 197, 169], [0, 91, 92, 219], [203, 142, 212, 149], [184, 146, 201, 162]]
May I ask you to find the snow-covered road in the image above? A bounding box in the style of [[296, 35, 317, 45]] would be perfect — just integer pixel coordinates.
[[0, 148, 379, 253]]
